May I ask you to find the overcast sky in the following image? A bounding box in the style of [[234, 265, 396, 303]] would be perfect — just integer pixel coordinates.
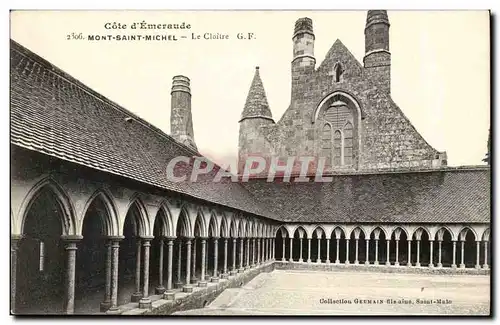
[[10, 10, 490, 167]]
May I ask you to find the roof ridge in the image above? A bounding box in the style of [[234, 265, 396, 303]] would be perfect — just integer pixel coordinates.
[[10, 39, 200, 157]]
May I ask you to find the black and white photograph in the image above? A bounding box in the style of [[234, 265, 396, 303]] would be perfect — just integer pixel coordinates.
[[9, 9, 491, 317]]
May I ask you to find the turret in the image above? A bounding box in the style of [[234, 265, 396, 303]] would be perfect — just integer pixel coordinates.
[[238, 67, 275, 173], [170, 75, 197, 150], [363, 10, 391, 93], [291, 17, 315, 98]]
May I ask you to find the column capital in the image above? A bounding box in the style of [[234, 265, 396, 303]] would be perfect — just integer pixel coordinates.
[[11, 234, 23, 249], [164, 236, 177, 240], [141, 236, 155, 241], [107, 235, 125, 241], [61, 235, 83, 243]]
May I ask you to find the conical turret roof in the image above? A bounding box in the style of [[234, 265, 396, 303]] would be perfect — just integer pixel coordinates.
[[240, 67, 274, 122]]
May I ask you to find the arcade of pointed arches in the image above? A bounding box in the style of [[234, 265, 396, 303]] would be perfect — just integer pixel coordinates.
[[10, 177, 490, 315]]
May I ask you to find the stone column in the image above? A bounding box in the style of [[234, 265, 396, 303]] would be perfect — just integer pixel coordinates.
[[10, 235, 21, 314], [365, 239, 370, 265], [385, 239, 390, 266], [251, 238, 256, 267], [416, 240, 421, 267], [175, 239, 183, 288], [223, 238, 228, 278], [191, 238, 197, 283], [395, 239, 399, 266], [429, 240, 434, 268], [131, 238, 143, 302], [335, 238, 340, 264], [475, 241, 480, 269], [452, 241, 457, 268], [299, 238, 303, 262], [155, 238, 166, 294], [345, 239, 350, 265], [326, 239, 330, 264], [246, 238, 250, 268], [317, 237, 321, 263], [459, 240, 465, 269], [268, 238, 271, 260], [199, 238, 207, 286], [106, 236, 124, 315], [272, 238, 276, 260], [139, 238, 153, 309], [374, 239, 379, 265], [231, 238, 237, 274], [257, 238, 261, 264], [437, 240, 442, 268], [282, 238, 286, 262], [407, 240, 412, 267], [289, 238, 294, 262], [183, 238, 193, 292], [483, 241, 489, 269], [100, 240, 112, 311], [239, 238, 244, 271], [62, 235, 82, 315], [307, 238, 312, 263], [212, 238, 219, 282], [163, 238, 175, 300], [354, 239, 359, 264]]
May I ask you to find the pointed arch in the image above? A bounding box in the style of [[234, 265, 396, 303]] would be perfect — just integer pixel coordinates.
[[312, 225, 327, 238], [230, 217, 239, 238], [482, 228, 490, 241], [177, 205, 193, 237], [238, 218, 247, 238], [411, 226, 431, 240], [343, 121, 353, 166], [331, 225, 347, 239], [80, 188, 119, 237], [123, 195, 150, 237], [220, 213, 229, 238], [434, 226, 454, 241], [18, 176, 77, 236], [156, 203, 174, 237], [349, 226, 366, 238], [333, 61, 343, 82], [369, 226, 388, 239], [458, 226, 478, 241], [276, 225, 289, 238], [293, 225, 307, 238], [208, 211, 219, 238], [390, 226, 409, 239]]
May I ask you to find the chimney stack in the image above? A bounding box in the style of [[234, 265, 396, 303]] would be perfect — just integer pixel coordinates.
[[170, 75, 197, 150]]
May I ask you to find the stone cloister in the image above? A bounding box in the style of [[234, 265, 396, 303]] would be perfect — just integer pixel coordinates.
[[10, 155, 278, 315], [275, 224, 490, 270]]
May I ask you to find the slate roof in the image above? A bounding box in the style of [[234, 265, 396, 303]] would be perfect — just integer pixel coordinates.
[[242, 168, 491, 224], [9, 40, 276, 221], [10, 40, 490, 225], [239, 67, 274, 122]]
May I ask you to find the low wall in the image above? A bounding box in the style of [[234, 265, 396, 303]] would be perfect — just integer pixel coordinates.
[[137, 262, 275, 315], [274, 260, 490, 275], [120, 259, 489, 315]]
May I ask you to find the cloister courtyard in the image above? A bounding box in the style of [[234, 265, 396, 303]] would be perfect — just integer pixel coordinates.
[[174, 269, 490, 315]]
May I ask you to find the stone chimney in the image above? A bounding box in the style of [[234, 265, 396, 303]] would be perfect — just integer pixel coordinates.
[[170, 75, 197, 150]]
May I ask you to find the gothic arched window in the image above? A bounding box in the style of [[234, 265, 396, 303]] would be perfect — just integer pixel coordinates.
[[333, 130, 342, 166], [333, 62, 343, 83], [321, 124, 332, 159], [343, 122, 353, 166], [320, 95, 358, 169]]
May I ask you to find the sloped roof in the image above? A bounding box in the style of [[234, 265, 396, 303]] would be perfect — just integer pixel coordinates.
[[9, 40, 277, 221], [242, 168, 490, 224], [239, 67, 274, 122]]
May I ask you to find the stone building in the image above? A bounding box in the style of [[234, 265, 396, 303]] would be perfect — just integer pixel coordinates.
[[10, 10, 490, 316], [239, 11, 447, 174]]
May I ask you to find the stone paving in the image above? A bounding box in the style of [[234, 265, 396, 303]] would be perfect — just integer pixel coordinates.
[[173, 270, 490, 315]]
